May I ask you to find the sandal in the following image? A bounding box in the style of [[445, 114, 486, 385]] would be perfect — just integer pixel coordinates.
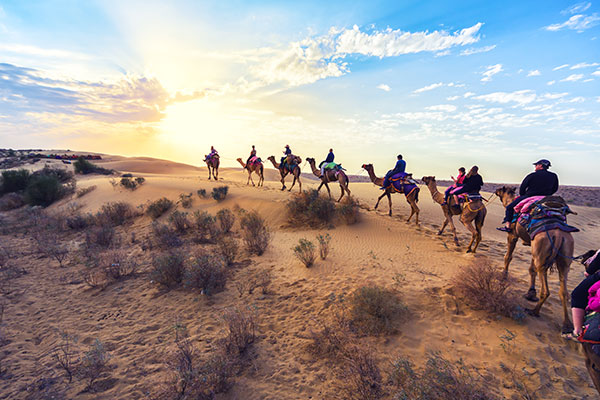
[[561, 332, 581, 342], [496, 226, 512, 232]]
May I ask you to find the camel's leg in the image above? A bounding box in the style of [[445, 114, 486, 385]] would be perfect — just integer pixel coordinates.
[[280, 173, 287, 191], [558, 260, 573, 333], [320, 182, 331, 199], [532, 268, 550, 316], [470, 209, 486, 253], [207, 166, 211, 180], [503, 234, 519, 277], [387, 193, 392, 216], [214, 166, 218, 180], [461, 216, 477, 253], [337, 183, 345, 202], [288, 175, 297, 192], [297, 173, 302, 193], [525, 259, 539, 302], [438, 209, 449, 235], [374, 192, 386, 210], [405, 198, 415, 224]]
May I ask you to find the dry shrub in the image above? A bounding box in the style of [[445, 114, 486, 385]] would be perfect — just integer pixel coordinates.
[[292, 238, 316, 267], [82, 266, 107, 289], [389, 352, 498, 400], [66, 213, 93, 230], [179, 193, 193, 208], [197, 189, 208, 198], [337, 195, 360, 225], [240, 211, 270, 255], [216, 236, 238, 266], [307, 310, 355, 359], [255, 269, 272, 294], [216, 208, 235, 233], [169, 210, 190, 233], [316, 233, 331, 260], [85, 225, 117, 249], [287, 189, 336, 227], [96, 201, 137, 226], [0, 192, 25, 211], [77, 339, 111, 391], [76, 185, 96, 198], [100, 250, 137, 281], [32, 229, 69, 267], [192, 211, 221, 243], [233, 268, 268, 297], [183, 253, 227, 296], [151, 222, 183, 249], [211, 186, 229, 202], [147, 197, 173, 219], [348, 285, 407, 336], [339, 345, 383, 400], [53, 331, 79, 383], [222, 306, 257, 355], [453, 260, 523, 321], [150, 251, 186, 288]]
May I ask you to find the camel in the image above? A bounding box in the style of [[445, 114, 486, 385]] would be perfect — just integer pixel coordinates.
[[267, 155, 302, 192], [421, 176, 486, 253], [361, 163, 419, 224], [583, 343, 600, 396], [236, 158, 264, 187], [494, 186, 574, 332], [305, 157, 351, 202], [204, 154, 219, 180]]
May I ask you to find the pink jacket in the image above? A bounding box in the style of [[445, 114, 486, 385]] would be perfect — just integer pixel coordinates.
[[588, 280, 600, 312]]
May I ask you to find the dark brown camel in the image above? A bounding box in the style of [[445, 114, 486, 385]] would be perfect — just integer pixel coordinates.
[[236, 158, 264, 187], [421, 176, 486, 253], [204, 154, 219, 180], [361, 163, 419, 224], [267, 155, 302, 192], [495, 186, 574, 333], [305, 157, 351, 202]]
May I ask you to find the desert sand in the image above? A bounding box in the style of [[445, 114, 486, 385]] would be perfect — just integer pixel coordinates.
[[1, 153, 599, 399]]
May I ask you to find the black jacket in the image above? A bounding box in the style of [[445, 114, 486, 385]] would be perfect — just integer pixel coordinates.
[[519, 169, 559, 197], [461, 174, 483, 194]]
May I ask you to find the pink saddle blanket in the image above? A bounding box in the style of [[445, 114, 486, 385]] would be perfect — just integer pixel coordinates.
[[249, 156, 260, 165], [514, 196, 545, 214]]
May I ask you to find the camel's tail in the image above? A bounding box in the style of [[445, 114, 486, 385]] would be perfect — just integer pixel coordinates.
[[415, 187, 419, 203], [545, 229, 565, 270]]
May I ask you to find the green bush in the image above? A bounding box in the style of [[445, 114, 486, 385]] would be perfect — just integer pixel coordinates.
[[183, 253, 227, 295], [74, 157, 112, 175], [211, 186, 229, 202], [287, 189, 336, 227], [146, 197, 173, 219], [292, 239, 316, 267], [24, 175, 64, 206], [1, 169, 30, 193], [348, 285, 407, 336], [150, 251, 186, 288], [240, 211, 270, 255]]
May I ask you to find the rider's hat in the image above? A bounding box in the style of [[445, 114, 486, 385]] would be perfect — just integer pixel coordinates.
[[533, 159, 551, 168]]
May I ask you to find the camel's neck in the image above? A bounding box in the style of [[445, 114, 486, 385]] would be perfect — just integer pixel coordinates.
[[268, 158, 280, 168], [366, 167, 383, 186], [308, 161, 320, 177], [425, 182, 444, 204], [236, 159, 246, 168], [500, 194, 515, 208]]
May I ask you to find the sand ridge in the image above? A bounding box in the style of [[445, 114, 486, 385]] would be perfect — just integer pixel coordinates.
[[0, 154, 599, 399]]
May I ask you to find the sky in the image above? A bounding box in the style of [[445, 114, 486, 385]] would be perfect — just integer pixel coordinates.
[[0, 0, 599, 185]]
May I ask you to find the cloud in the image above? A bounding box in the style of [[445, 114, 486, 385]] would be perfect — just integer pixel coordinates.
[[474, 90, 537, 105], [568, 96, 585, 103], [562, 2, 592, 15], [593, 69, 600, 76], [553, 64, 570, 71], [561, 73, 584, 81], [460, 45, 496, 56], [481, 64, 503, 82], [527, 70, 541, 77], [545, 13, 600, 32], [571, 62, 600, 69], [547, 80, 556, 85], [447, 95, 460, 101], [426, 104, 457, 112], [413, 82, 443, 93], [464, 92, 475, 98], [377, 84, 391, 92]]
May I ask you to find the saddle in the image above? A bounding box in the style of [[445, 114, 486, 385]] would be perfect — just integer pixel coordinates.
[[249, 156, 261, 166], [514, 196, 579, 239], [206, 153, 219, 162]]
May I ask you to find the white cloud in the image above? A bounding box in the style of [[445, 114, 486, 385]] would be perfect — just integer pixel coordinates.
[[562, 2, 592, 15], [435, 50, 451, 57], [481, 64, 503, 82], [593, 70, 600, 76], [527, 70, 541, 77], [547, 80, 556, 85], [377, 84, 391, 92], [474, 90, 537, 105], [413, 82, 443, 93], [447, 95, 460, 101], [460, 45, 497, 56], [553, 64, 569, 71], [545, 13, 600, 32], [571, 62, 600, 69], [464, 92, 475, 98], [541, 92, 569, 100], [568, 96, 585, 103], [561, 73, 584, 82], [426, 104, 457, 112]]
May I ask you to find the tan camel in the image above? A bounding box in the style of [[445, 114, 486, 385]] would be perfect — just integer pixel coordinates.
[[583, 341, 600, 395], [267, 155, 302, 192], [305, 157, 350, 202], [421, 176, 486, 253], [361, 163, 419, 224], [494, 186, 574, 332], [204, 154, 219, 180], [236, 158, 264, 187]]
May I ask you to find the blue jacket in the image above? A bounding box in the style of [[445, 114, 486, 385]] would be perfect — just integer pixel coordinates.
[[325, 152, 335, 163], [390, 159, 406, 175], [284, 147, 292, 155]]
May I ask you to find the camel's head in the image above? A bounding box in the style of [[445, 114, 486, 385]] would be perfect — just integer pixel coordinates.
[[361, 163, 372, 170], [267, 155, 275, 161], [421, 176, 435, 184], [306, 157, 315, 163], [494, 186, 516, 199]]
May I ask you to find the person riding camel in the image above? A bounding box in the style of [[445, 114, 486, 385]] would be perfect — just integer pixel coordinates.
[[207, 146, 218, 160], [246, 145, 257, 167], [382, 154, 406, 189], [564, 249, 600, 341], [497, 159, 558, 232], [281, 145, 292, 165], [450, 166, 483, 203], [442, 167, 466, 205], [320, 148, 335, 178]]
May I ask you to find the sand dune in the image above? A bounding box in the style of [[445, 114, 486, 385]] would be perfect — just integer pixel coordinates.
[[1, 155, 598, 399]]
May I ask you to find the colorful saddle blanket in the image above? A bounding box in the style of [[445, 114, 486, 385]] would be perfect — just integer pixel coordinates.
[[322, 162, 342, 171], [249, 156, 262, 165], [206, 153, 219, 161], [516, 196, 579, 239]]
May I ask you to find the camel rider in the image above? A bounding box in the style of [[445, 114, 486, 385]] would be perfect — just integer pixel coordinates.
[[207, 146, 218, 160], [320, 148, 335, 177], [281, 145, 292, 165], [566, 249, 600, 341], [443, 167, 466, 205], [246, 145, 257, 167], [451, 166, 483, 196], [382, 154, 406, 188], [497, 159, 558, 232]]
